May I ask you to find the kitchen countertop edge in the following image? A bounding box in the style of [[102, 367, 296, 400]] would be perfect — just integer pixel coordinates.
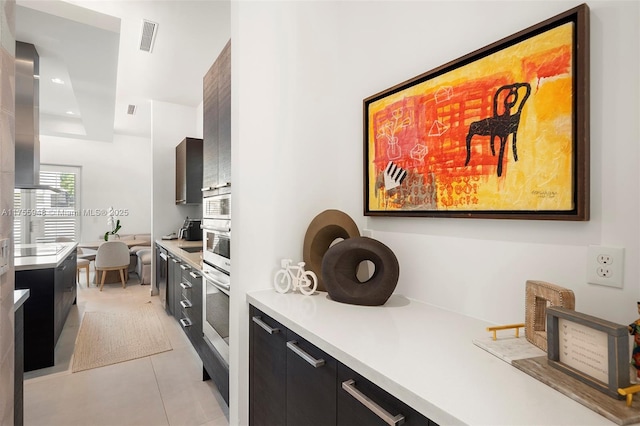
[[155, 239, 203, 270], [14, 242, 77, 271], [13, 289, 29, 312]]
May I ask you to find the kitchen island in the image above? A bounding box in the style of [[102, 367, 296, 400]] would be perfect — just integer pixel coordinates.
[[15, 242, 78, 371]]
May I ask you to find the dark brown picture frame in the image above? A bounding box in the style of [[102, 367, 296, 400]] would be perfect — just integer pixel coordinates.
[[363, 4, 589, 220]]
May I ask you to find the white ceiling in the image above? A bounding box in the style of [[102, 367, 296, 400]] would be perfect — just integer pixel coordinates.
[[16, 0, 231, 142]]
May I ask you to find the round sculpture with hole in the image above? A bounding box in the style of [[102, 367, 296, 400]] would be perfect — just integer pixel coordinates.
[[321, 236, 399, 306], [303, 209, 360, 292]]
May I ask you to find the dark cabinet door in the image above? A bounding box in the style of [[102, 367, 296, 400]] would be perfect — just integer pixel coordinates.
[[249, 306, 287, 426], [203, 40, 231, 191], [175, 137, 203, 204], [337, 363, 434, 426], [286, 330, 336, 426], [175, 262, 188, 320], [178, 264, 203, 352], [217, 40, 231, 187], [175, 139, 187, 203], [186, 268, 204, 351], [53, 262, 64, 343], [203, 55, 219, 190], [155, 245, 168, 307], [167, 255, 177, 315]]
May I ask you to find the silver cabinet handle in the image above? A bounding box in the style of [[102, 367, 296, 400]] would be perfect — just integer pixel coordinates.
[[341, 380, 405, 426], [252, 316, 280, 334], [286, 340, 325, 368], [179, 318, 192, 328], [189, 271, 200, 279], [180, 282, 192, 289], [171, 258, 180, 264], [180, 264, 189, 270], [201, 183, 231, 192], [180, 300, 192, 309], [159, 253, 168, 260]]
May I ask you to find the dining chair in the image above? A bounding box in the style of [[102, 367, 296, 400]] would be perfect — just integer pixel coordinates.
[[94, 241, 130, 291], [77, 257, 90, 285], [56, 236, 95, 286]]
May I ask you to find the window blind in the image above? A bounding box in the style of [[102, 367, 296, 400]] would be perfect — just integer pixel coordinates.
[[13, 165, 81, 243]]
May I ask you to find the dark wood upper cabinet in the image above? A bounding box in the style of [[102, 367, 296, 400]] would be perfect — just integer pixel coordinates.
[[175, 137, 203, 205], [203, 40, 231, 193]]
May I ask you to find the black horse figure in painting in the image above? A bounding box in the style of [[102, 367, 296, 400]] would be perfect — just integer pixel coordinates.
[[464, 82, 531, 177]]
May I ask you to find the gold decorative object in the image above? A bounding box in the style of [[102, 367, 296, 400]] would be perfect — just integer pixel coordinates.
[[486, 323, 525, 341]]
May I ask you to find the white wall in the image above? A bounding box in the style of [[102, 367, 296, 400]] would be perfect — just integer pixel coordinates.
[[40, 134, 152, 240], [150, 100, 201, 241], [231, 1, 640, 424]]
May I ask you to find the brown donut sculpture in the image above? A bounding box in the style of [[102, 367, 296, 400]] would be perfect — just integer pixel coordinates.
[[321, 236, 399, 306], [303, 210, 360, 292]]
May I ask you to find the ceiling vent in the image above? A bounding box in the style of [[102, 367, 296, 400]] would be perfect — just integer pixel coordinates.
[[127, 104, 137, 115], [139, 20, 158, 53]]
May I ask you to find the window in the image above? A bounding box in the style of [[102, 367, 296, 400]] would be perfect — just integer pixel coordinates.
[[14, 165, 82, 244]]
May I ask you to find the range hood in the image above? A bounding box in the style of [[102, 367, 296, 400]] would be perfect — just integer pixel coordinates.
[[15, 41, 61, 192]]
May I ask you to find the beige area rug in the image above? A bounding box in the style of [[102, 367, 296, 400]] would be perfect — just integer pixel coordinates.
[[72, 303, 172, 373]]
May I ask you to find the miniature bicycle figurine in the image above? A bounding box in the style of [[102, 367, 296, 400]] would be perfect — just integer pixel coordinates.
[[274, 259, 318, 296]]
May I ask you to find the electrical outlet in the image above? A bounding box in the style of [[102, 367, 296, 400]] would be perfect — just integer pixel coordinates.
[[587, 245, 624, 288]]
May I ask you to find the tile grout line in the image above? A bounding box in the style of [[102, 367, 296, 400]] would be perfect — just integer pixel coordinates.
[[150, 355, 172, 426]]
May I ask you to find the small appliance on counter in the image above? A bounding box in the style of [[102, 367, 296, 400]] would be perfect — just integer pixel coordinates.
[[178, 217, 202, 241]]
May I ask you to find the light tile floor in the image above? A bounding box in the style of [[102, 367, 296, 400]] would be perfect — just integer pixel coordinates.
[[23, 271, 229, 426]]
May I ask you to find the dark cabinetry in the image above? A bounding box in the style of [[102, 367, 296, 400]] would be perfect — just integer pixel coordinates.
[[158, 243, 229, 406], [14, 302, 25, 426], [250, 306, 336, 426], [155, 244, 168, 310], [203, 40, 231, 193], [175, 137, 203, 204], [16, 249, 77, 372], [177, 263, 203, 349], [287, 330, 337, 426], [250, 308, 287, 426], [337, 363, 435, 426], [167, 254, 182, 316], [249, 306, 436, 426]]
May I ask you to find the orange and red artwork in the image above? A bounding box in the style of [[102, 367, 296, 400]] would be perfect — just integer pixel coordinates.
[[364, 6, 589, 220]]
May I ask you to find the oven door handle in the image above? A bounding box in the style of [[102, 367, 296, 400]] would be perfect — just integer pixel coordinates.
[[203, 226, 231, 233], [204, 274, 230, 292]]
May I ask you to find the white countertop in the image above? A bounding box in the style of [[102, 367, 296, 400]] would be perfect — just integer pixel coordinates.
[[14, 242, 77, 271], [13, 289, 29, 311], [247, 289, 613, 426]]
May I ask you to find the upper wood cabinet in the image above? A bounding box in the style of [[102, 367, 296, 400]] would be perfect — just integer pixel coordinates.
[[203, 40, 231, 193], [175, 137, 203, 205]]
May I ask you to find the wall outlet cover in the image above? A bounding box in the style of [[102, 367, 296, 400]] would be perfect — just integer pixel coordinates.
[[587, 245, 624, 288]]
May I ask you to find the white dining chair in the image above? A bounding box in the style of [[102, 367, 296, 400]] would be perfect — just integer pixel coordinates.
[[94, 241, 130, 291]]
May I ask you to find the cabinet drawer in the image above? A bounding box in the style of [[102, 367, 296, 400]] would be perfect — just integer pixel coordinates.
[[286, 330, 337, 426], [250, 306, 287, 426], [337, 363, 436, 426]]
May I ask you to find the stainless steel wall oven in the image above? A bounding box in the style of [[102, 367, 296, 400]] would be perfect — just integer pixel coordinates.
[[201, 193, 231, 365]]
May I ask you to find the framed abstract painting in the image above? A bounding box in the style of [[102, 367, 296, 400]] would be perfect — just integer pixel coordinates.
[[364, 4, 589, 220]]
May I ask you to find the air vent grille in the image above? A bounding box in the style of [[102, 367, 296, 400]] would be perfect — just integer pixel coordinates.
[[127, 104, 136, 115], [139, 20, 158, 53]]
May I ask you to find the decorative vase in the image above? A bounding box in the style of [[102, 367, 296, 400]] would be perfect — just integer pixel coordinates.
[[107, 234, 120, 241]]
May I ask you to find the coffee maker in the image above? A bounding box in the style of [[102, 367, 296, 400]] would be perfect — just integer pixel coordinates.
[[178, 217, 203, 241]]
